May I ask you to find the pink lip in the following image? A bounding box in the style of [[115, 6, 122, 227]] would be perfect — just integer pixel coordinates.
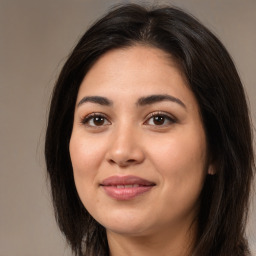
[[100, 175, 155, 201]]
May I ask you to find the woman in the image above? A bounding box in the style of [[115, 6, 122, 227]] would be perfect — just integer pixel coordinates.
[[45, 4, 255, 256]]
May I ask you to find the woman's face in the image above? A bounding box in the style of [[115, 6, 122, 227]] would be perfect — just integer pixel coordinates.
[[69, 45, 210, 237]]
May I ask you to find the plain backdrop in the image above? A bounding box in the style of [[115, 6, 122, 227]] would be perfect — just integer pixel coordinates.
[[0, 0, 255, 255]]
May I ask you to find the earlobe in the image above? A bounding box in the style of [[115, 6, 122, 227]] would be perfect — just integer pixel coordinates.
[[208, 165, 216, 175]]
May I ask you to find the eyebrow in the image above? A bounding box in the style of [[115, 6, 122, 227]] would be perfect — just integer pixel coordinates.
[[77, 94, 186, 109], [137, 94, 186, 109], [77, 96, 113, 107]]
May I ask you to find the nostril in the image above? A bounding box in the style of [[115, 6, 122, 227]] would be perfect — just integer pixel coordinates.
[[106, 145, 145, 166], [127, 159, 136, 163], [108, 158, 137, 167], [109, 159, 116, 164]]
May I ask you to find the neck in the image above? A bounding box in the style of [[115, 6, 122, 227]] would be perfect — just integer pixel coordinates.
[[107, 222, 197, 256]]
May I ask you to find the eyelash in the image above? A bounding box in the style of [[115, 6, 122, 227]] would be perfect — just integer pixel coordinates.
[[80, 111, 176, 128], [144, 111, 176, 127], [80, 113, 111, 127]]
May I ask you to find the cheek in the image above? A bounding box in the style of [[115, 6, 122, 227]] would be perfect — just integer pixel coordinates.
[[151, 131, 206, 172], [69, 135, 104, 175], [69, 134, 106, 201], [152, 147, 205, 224], [149, 128, 207, 204]]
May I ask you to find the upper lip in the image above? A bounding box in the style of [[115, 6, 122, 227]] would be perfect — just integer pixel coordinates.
[[100, 175, 156, 186]]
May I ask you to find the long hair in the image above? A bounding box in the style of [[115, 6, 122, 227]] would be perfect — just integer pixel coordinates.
[[45, 4, 255, 256]]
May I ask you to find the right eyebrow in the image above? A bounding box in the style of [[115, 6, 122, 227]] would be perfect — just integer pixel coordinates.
[[77, 96, 113, 107]]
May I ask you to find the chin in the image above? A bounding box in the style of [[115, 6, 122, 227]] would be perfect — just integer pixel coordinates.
[[105, 223, 151, 237], [96, 210, 152, 236]]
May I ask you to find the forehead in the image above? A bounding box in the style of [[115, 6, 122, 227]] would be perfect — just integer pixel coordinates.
[[79, 45, 181, 84], [75, 45, 201, 117]]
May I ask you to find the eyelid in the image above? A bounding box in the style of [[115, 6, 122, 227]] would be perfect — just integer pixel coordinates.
[[79, 111, 176, 127], [80, 112, 111, 126], [143, 111, 177, 126]]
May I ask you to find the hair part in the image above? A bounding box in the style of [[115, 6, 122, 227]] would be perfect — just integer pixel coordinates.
[[45, 3, 255, 256]]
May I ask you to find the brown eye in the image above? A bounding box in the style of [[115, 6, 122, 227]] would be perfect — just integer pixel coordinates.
[[93, 116, 105, 126], [152, 115, 165, 125], [82, 114, 110, 127], [145, 113, 176, 126]]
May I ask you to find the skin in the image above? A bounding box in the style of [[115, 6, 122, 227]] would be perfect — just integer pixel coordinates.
[[69, 45, 212, 256]]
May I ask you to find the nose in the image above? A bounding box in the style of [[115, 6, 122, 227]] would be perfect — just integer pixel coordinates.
[[106, 126, 145, 167]]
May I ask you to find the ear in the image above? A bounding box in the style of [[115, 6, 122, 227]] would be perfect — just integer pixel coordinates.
[[207, 164, 216, 175]]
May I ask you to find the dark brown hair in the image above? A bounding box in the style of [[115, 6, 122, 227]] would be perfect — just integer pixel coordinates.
[[45, 4, 255, 256]]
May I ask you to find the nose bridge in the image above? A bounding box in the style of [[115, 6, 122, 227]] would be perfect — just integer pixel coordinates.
[[107, 120, 144, 166]]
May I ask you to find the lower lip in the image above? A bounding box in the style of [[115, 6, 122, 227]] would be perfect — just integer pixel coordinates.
[[102, 185, 154, 200]]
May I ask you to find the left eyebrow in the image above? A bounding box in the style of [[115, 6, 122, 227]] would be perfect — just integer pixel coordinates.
[[137, 94, 186, 109]]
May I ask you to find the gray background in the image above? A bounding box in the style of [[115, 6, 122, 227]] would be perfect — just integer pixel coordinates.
[[0, 0, 255, 255]]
